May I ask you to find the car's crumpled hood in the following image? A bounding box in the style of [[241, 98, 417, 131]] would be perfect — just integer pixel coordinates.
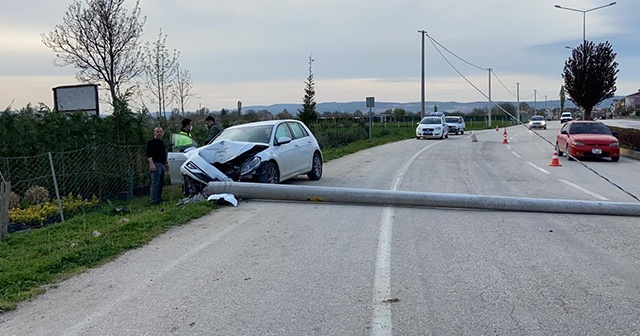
[[570, 134, 617, 143], [185, 140, 268, 163]]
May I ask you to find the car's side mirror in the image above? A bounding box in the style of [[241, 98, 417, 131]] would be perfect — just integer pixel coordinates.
[[561, 130, 568, 134], [612, 131, 618, 137], [276, 136, 292, 145]]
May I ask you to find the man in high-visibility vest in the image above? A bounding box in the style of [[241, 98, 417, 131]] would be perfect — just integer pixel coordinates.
[[174, 118, 193, 150]]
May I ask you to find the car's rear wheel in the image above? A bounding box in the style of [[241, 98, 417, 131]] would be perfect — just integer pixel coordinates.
[[257, 161, 279, 184], [556, 143, 564, 157], [307, 152, 323, 180], [445, 132, 448, 139], [612, 156, 620, 162]]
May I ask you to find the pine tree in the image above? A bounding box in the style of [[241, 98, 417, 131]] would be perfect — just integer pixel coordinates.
[[297, 56, 318, 126]]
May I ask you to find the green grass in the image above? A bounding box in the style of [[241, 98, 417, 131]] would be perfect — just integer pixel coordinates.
[[0, 121, 504, 313], [0, 185, 214, 312]]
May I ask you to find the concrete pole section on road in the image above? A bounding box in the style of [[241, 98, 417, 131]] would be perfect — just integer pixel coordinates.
[[206, 182, 640, 217]]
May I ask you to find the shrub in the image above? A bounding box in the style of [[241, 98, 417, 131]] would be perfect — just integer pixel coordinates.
[[9, 191, 20, 209], [24, 185, 50, 205]]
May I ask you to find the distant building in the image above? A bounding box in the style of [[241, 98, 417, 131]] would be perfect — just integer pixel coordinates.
[[614, 90, 640, 115]]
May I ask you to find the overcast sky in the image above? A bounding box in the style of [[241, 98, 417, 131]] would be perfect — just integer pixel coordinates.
[[1, 0, 639, 113]]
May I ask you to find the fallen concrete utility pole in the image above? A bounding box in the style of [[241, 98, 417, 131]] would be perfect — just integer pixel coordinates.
[[206, 181, 640, 217]]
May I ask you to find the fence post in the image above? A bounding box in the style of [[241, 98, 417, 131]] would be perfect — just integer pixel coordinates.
[[47, 152, 65, 223], [129, 162, 134, 200], [1, 181, 9, 240]]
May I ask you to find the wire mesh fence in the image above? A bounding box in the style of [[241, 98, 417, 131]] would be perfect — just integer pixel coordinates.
[[0, 145, 153, 234]]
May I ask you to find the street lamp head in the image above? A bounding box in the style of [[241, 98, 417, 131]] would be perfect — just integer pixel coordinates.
[[610, 2, 617, 5], [554, 4, 561, 8]]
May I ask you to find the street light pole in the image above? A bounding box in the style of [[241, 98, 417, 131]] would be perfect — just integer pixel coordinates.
[[418, 30, 427, 119], [554, 2, 617, 43]]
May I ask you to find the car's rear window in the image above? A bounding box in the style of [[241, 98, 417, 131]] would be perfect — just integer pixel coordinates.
[[445, 117, 460, 123]]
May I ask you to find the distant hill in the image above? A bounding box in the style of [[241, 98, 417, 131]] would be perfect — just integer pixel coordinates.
[[243, 97, 622, 115]]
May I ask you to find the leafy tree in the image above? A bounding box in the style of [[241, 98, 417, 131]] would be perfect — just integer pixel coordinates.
[[559, 85, 566, 113], [245, 109, 259, 122], [519, 102, 531, 112], [297, 56, 318, 126], [41, 0, 146, 106], [172, 64, 197, 115], [143, 29, 179, 119], [469, 107, 487, 116], [562, 41, 618, 120], [276, 109, 293, 119], [392, 108, 406, 120], [492, 102, 516, 117]]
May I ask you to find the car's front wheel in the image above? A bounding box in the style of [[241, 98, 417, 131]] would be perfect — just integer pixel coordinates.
[[566, 145, 574, 161], [556, 143, 564, 157], [307, 152, 323, 180], [612, 156, 620, 162], [257, 161, 280, 184]]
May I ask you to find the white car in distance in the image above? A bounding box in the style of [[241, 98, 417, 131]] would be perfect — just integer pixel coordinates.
[[416, 113, 449, 140]]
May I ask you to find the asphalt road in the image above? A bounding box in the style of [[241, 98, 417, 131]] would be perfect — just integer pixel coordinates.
[[2, 121, 640, 335]]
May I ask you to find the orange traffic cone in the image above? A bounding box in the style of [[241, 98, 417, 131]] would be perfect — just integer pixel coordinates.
[[502, 132, 509, 144], [549, 148, 562, 167]]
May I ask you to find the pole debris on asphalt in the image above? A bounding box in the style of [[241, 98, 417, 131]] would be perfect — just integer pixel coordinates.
[[205, 182, 640, 217]]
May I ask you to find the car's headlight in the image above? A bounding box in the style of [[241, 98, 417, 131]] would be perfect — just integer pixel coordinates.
[[240, 156, 261, 176], [571, 141, 584, 147], [435, 126, 441, 130], [610, 142, 619, 147], [541, 121, 546, 125]]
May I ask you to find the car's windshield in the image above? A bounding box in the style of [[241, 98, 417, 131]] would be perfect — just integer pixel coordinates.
[[445, 117, 460, 123], [562, 113, 572, 117], [531, 116, 544, 121], [214, 125, 273, 143], [569, 123, 612, 135], [421, 117, 441, 124]]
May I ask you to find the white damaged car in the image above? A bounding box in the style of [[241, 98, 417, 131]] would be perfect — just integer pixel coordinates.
[[174, 119, 323, 195]]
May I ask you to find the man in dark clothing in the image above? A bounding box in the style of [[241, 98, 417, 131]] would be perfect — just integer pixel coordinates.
[[146, 127, 169, 205], [204, 115, 223, 144]]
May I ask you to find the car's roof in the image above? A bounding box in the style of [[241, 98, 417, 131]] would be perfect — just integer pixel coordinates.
[[227, 119, 299, 129], [531, 116, 544, 119], [561, 112, 572, 115]]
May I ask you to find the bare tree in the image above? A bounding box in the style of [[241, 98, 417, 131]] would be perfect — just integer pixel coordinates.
[[143, 29, 179, 119], [41, 0, 146, 107], [171, 64, 197, 115]]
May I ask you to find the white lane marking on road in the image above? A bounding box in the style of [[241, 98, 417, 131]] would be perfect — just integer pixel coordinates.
[[559, 179, 609, 200], [506, 145, 512, 150], [511, 151, 522, 159], [371, 141, 441, 336], [526, 162, 551, 175]]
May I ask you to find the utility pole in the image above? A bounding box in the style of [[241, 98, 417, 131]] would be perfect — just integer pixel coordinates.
[[545, 95, 548, 117], [418, 30, 427, 119], [488, 68, 492, 127], [534, 89, 537, 115], [516, 83, 520, 122]]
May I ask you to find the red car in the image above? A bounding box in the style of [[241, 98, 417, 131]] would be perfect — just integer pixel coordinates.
[[556, 121, 620, 162]]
